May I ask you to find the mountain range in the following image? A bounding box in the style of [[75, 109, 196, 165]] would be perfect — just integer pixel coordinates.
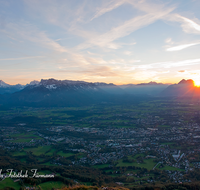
[[0, 79, 127, 107], [0, 78, 199, 107], [0, 80, 40, 94], [160, 79, 200, 97], [0, 80, 24, 94]]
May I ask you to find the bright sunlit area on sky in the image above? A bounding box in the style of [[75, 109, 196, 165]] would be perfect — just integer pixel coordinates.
[[1, 0, 200, 85]]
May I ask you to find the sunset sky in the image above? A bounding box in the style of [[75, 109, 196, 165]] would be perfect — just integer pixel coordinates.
[[1, 0, 200, 85]]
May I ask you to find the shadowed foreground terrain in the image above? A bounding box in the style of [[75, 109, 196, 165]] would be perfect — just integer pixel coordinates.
[[59, 183, 200, 190]]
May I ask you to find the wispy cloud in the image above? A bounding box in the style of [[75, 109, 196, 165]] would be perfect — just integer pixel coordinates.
[[133, 70, 160, 81], [165, 14, 200, 34], [55, 38, 70, 42], [90, 0, 126, 21], [177, 15, 200, 34], [76, 6, 174, 50], [1, 22, 69, 53], [59, 65, 120, 77], [166, 42, 200, 51], [165, 38, 174, 44], [23, 0, 175, 52], [178, 70, 185, 73], [138, 58, 200, 69], [128, 59, 141, 63], [120, 42, 136, 46], [123, 51, 132, 55], [127, 0, 169, 14]]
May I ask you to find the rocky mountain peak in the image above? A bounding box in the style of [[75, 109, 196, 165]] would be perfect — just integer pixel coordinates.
[[0, 80, 10, 87], [178, 79, 194, 85]]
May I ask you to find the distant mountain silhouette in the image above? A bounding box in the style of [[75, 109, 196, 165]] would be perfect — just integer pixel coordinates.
[[160, 79, 200, 97], [0, 80, 42, 94], [4, 78, 199, 107], [178, 79, 194, 85], [137, 81, 165, 85], [5, 78, 126, 106], [0, 80, 24, 94], [122, 81, 169, 96]]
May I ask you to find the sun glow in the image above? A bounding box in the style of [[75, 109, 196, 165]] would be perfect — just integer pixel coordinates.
[[194, 80, 200, 87]]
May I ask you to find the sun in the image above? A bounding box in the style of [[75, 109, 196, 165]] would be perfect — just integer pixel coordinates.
[[194, 80, 200, 87]]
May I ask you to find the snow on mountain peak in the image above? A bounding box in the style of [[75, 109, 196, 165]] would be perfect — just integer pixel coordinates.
[[46, 84, 57, 90], [28, 80, 40, 86], [0, 80, 10, 87]]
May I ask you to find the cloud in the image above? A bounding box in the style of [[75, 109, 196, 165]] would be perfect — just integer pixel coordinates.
[[76, 6, 174, 50], [128, 59, 141, 63], [1, 21, 69, 53], [23, 0, 175, 52], [120, 42, 137, 46], [55, 38, 70, 42], [165, 14, 200, 34], [127, 0, 169, 14], [24, 0, 126, 31], [178, 70, 185, 73], [90, 0, 126, 21], [23, 0, 96, 33], [124, 51, 132, 55], [166, 42, 200, 51], [133, 70, 160, 81], [165, 38, 174, 44], [137, 58, 200, 69], [58, 65, 120, 77], [177, 15, 200, 34], [24, 0, 70, 24]]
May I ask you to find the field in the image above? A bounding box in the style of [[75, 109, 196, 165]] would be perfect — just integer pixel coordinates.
[[46, 148, 56, 156], [12, 151, 27, 156], [9, 132, 42, 143], [38, 181, 66, 190], [93, 164, 110, 169], [57, 151, 74, 157], [24, 146, 51, 156], [156, 163, 184, 171], [0, 178, 21, 190], [117, 158, 156, 170]]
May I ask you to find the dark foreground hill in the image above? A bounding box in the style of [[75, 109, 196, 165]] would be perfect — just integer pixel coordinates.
[[57, 182, 200, 190]]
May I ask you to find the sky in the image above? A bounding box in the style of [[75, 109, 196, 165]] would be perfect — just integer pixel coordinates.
[[1, 0, 200, 85]]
